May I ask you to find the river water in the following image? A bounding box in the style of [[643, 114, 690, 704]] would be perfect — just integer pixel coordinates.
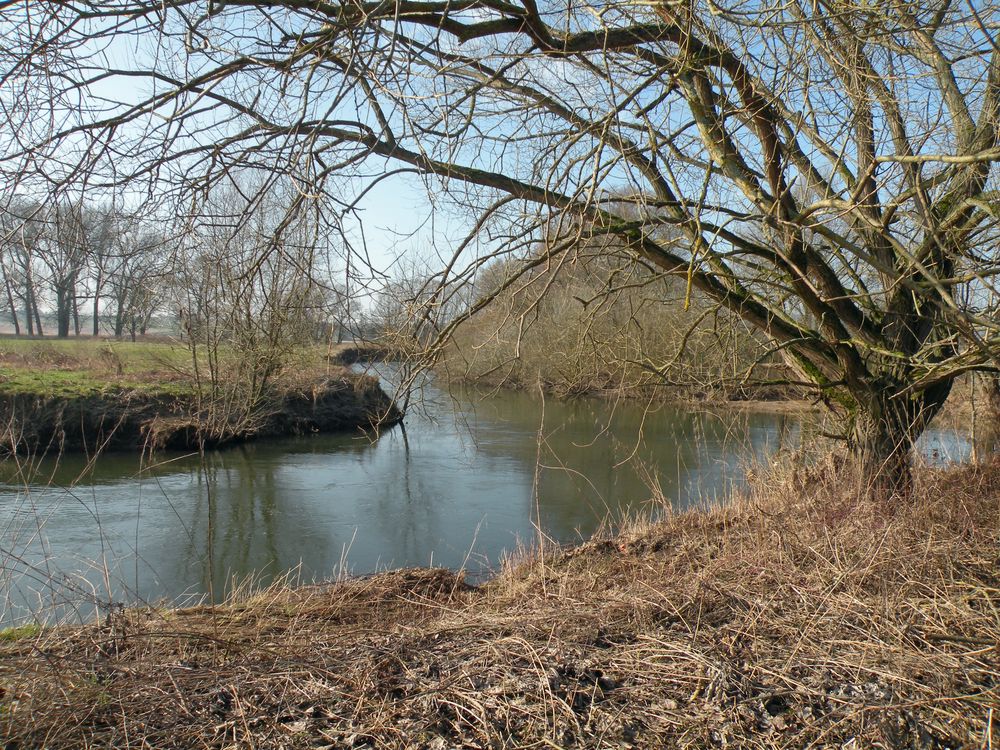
[[0, 369, 970, 625]]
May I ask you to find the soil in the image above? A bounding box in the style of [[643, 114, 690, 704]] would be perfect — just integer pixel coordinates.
[[329, 343, 394, 365], [0, 374, 402, 454]]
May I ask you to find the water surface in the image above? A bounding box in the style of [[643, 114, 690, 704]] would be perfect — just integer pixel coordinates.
[[0, 372, 968, 625]]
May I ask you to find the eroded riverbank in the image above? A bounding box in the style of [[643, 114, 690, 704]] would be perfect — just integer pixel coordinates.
[[0, 374, 400, 454], [0, 340, 402, 454]]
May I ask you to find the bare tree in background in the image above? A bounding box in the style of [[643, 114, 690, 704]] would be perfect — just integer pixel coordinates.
[[0, 200, 46, 337], [87, 206, 121, 337], [0, 199, 170, 339], [2, 0, 999, 494], [32, 202, 88, 338], [0, 203, 29, 335], [106, 222, 169, 340], [170, 181, 339, 442]]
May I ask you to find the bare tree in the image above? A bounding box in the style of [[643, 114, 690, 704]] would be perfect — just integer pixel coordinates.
[[0, 199, 46, 337], [168, 180, 340, 441], [85, 205, 122, 337], [106, 222, 168, 340], [0, 198, 166, 338], [0, 204, 27, 335], [3, 0, 1000, 493], [31, 201, 91, 338]]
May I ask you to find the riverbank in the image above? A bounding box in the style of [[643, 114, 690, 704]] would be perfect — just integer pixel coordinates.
[[0, 339, 401, 453], [2, 458, 996, 748]]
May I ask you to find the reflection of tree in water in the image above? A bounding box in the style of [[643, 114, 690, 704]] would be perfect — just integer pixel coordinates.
[[461, 392, 802, 543], [367, 421, 457, 568], [180, 437, 378, 598], [203, 446, 280, 597]]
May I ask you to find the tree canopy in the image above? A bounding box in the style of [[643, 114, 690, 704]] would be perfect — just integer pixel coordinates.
[[2, 0, 999, 492]]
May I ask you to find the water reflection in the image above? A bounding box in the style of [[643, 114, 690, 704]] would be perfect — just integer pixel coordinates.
[[0, 371, 971, 625]]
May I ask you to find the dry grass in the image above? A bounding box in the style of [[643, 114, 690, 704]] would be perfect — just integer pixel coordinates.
[[1, 460, 998, 749]]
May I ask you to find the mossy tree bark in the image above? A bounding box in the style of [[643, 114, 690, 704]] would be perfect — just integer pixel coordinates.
[[845, 377, 953, 497], [985, 374, 1000, 423]]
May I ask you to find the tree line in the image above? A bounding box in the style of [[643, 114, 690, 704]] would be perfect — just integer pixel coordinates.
[[0, 193, 355, 346], [0, 199, 166, 339]]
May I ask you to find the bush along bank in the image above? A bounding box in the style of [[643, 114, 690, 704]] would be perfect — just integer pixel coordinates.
[[0, 457, 996, 748], [0, 373, 402, 454]]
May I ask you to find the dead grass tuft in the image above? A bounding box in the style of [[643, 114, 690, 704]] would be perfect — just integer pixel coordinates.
[[1, 461, 997, 748]]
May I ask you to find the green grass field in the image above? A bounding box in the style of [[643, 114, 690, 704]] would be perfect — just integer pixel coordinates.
[[0, 338, 192, 397]]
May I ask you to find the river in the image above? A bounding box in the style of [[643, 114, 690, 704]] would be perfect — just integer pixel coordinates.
[[0, 369, 971, 625]]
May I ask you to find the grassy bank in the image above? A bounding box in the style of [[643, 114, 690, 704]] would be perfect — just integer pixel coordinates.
[[1, 459, 996, 748], [0, 338, 194, 398], [0, 338, 400, 452], [0, 338, 365, 395]]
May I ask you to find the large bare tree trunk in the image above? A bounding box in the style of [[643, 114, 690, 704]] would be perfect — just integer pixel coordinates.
[[23, 273, 36, 336], [57, 304, 69, 337], [32, 299, 42, 336], [72, 288, 81, 336], [847, 379, 953, 498], [849, 410, 915, 498], [55, 285, 72, 338], [984, 375, 1000, 423], [27, 277, 42, 336]]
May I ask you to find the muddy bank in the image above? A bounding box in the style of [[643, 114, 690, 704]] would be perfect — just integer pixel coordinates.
[[0, 373, 401, 454], [329, 342, 394, 365]]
